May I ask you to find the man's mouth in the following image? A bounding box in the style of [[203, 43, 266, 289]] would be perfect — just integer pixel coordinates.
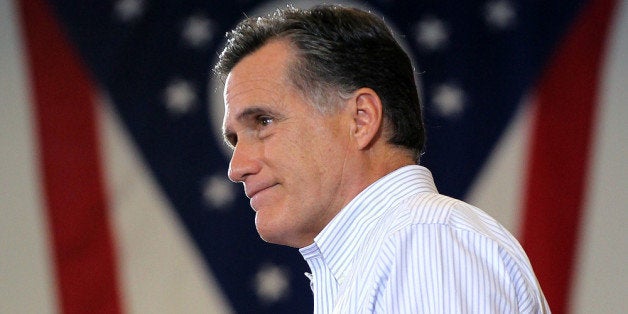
[[245, 182, 277, 199]]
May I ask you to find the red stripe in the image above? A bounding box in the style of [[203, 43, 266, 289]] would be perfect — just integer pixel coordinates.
[[521, 0, 617, 313], [17, 0, 123, 313]]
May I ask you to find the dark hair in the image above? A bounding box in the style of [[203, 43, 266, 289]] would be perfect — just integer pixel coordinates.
[[214, 4, 426, 160]]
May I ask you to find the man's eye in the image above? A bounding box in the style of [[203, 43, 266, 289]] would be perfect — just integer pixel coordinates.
[[258, 116, 273, 126]]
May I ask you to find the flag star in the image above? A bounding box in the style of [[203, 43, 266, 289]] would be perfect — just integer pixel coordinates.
[[202, 174, 235, 209], [182, 15, 215, 48], [432, 83, 466, 117], [114, 0, 144, 22], [414, 16, 449, 51], [254, 264, 290, 304], [164, 79, 197, 115], [485, 0, 517, 30]]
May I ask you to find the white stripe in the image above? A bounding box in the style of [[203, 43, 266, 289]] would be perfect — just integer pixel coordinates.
[[99, 99, 234, 313], [571, 2, 628, 313], [0, 0, 58, 313], [466, 96, 534, 238]]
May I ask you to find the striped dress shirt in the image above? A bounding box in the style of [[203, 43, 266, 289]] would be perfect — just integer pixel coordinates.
[[299, 165, 550, 313]]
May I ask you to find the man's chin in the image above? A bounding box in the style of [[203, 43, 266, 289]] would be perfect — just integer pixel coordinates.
[[255, 221, 294, 247]]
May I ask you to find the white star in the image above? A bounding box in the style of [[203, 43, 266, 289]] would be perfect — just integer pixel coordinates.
[[485, 0, 517, 30], [432, 83, 466, 117], [114, 0, 144, 22], [202, 175, 235, 209], [254, 264, 290, 304], [414, 16, 449, 51], [164, 79, 197, 115], [182, 15, 214, 48]]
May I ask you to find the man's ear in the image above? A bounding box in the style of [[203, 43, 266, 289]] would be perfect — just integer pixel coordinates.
[[351, 87, 383, 150]]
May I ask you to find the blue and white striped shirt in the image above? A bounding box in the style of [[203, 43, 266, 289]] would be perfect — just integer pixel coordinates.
[[299, 165, 550, 313]]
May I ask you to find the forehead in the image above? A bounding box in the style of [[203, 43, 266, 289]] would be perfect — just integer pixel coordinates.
[[222, 41, 295, 119], [225, 41, 293, 96]]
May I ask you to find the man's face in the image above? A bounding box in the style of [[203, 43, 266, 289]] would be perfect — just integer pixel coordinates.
[[222, 41, 353, 248]]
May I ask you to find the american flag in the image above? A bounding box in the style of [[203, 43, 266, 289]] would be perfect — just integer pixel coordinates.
[[1, 0, 626, 313]]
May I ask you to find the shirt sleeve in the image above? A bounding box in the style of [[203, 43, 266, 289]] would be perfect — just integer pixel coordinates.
[[372, 223, 548, 314]]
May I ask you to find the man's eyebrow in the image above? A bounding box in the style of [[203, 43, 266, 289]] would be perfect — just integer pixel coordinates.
[[235, 106, 277, 122]]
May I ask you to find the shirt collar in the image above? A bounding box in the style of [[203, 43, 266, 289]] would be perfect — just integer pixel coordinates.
[[300, 165, 438, 284]]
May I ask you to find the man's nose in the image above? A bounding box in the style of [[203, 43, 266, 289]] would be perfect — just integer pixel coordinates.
[[227, 140, 261, 183]]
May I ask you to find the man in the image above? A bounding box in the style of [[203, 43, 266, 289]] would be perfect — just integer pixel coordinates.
[[215, 4, 549, 313]]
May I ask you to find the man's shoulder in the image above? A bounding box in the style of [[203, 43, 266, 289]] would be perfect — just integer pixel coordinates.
[[376, 191, 515, 247], [379, 191, 463, 229]]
